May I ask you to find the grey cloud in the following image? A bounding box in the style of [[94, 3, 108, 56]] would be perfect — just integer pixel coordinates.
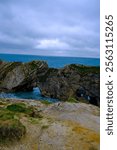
[[0, 0, 100, 57]]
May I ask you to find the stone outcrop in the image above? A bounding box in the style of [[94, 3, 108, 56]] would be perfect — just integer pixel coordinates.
[[0, 61, 100, 106], [0, 60, 48, 92], [38, 64, 100, 106]]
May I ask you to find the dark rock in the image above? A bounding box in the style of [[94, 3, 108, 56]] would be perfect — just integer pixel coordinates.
[[0, 61, 100, 106], [0, 60, 48, 92]]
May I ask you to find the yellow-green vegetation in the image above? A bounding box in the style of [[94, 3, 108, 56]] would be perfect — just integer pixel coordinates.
[[42, 125, 49, 129], [29, 117, 41, 124], [0, 101, 42, 144], [69, 64, 100, 75], [72, 126, 100, 143], [67, 97, 78, 103], [0, 102, 3, 105], [41, 100, 52, 105], [0, 108, 26, 143], [0, 101, 6, 106], [65, 121, 100, 150], [7, 103, 32, 114], [0, 99, 100, 149], [6, 103, 43, 118]]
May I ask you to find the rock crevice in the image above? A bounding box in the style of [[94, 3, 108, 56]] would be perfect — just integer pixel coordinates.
[[0, 61, 100, 106]]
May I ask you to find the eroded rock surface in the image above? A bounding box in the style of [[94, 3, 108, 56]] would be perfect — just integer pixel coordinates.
[[38, 64, 100, 106], [0, 99, 100, 150], [0, 60, 48, 92], [0, 61, 100, 106]]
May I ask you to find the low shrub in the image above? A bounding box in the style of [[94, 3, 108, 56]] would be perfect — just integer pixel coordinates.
[[0, 119, 26, 142], [0, 108, 26, 143]]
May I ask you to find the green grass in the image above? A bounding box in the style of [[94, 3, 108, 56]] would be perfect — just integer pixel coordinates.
[[67, 97, 78, 103], [6, 103, 43, 119], [0, 108, 15, 121], [41, 100, 52, 105], [0, 108, 26, 143], [0, 101, 45, 144], [0, 100, 44, 144], [69, 64, 100, 75], [67, 97, 89, 104], [29, 117, 41, 124], [6, 103, 33, 114]]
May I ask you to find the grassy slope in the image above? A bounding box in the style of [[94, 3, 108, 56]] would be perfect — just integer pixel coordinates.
[[0, 98, 100, 150]]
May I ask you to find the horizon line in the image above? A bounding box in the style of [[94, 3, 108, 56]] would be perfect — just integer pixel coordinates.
[[0, 52, 100, 59]]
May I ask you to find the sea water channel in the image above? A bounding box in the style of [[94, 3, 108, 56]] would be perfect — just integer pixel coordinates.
[[0, 87, 58, 103]]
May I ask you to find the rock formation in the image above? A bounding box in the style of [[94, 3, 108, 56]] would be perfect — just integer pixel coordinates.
[[0, 60, 48, 92], [0, 61, 100, 106], [38, 64, 100, 106]]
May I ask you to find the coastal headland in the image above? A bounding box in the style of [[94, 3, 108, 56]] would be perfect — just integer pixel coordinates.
[[0, 60, 100, 150], [0, 60, 100, 106]]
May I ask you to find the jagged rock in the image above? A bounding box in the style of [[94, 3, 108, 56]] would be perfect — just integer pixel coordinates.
[[39, 64, 100, 106], [0, 61, 100, 106], [0, 60, 48, 92]]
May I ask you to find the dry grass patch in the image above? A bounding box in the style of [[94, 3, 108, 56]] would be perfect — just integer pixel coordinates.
[[0, 108, 26, 143]]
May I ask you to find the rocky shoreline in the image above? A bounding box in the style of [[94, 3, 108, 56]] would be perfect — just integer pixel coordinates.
[[0, 60, 100, 106], [0, 60, 100, 149], [0, 98, 100, 150]]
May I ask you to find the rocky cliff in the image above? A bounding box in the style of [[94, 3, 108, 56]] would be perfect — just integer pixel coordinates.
[[0, 60, 100, 106], [0, 60, 48, 92]]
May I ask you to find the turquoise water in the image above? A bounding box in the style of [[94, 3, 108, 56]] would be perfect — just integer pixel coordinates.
[[0, 53, 100, 68], [0, 87, 58, 102], [0, 53, 100, 102]]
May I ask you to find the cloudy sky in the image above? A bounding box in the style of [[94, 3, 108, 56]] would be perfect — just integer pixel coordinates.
[[0, 0, 100, 58]]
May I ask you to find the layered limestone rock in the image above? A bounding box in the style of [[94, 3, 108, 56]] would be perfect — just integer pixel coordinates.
[[38, 64, 100, 106], [0, 61, 100, 106], [0, 60, 48, 92]]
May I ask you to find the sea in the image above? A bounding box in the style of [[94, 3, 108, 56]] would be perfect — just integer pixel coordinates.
[[0, 53, 100, 68], [0, 53, 100, 102]]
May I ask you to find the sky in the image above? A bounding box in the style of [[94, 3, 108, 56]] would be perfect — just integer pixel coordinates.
[[0, 0, 100, 58]]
